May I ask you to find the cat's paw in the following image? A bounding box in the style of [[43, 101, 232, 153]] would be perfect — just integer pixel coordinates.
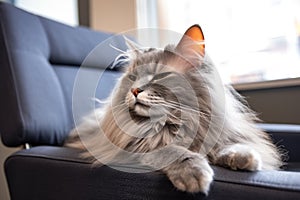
[[165, 154, 214, 194], [217, 144, 262, 171]]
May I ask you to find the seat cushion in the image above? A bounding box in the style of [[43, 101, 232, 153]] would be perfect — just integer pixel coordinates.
[[5, 146, 300, 200]]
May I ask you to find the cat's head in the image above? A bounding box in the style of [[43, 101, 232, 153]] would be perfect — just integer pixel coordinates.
[[113, 25, 209, 132]]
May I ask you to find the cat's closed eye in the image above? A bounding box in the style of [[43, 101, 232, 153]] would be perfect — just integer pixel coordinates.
[[128, 74, 137, 81], [152, 72, 173, 81]]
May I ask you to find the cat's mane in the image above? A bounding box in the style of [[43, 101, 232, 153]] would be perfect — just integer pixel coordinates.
[[64, 24, 285, 193], [65, 41, 283, 170]]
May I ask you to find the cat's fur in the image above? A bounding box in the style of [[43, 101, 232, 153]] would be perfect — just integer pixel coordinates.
[[64, 25, 283, 194]]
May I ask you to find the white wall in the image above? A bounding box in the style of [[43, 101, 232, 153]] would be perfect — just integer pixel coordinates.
[[89, 0, 137, 33]]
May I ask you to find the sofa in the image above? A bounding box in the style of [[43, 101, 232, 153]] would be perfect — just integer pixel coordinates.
[[1, 2, 300, 200]]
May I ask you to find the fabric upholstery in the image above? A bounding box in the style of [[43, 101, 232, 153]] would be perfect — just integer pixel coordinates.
[[5, 146, 300, 200], [0, 2, 126, 147]]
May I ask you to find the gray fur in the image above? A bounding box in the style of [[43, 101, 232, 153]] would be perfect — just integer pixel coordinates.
[[64, 36, 283, 194]]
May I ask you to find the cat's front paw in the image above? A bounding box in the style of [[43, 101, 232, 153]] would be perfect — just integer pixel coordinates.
[[217, 144, 262, 171], [165, 154, 214, 194]]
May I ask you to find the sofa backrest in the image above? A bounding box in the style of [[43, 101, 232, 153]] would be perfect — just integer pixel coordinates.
[[0, 2, 126, 147]]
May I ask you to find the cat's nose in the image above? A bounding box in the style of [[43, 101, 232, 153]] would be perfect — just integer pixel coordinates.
[[131, 88, 143, 97]]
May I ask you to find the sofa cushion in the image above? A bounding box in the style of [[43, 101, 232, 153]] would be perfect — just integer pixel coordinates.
[[5, 146, 300, 200], [0, 2, 126, 147]]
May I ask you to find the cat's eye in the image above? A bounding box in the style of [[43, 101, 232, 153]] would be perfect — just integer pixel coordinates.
[[128, 74, 137, 81], [152, 72, 173, 81]]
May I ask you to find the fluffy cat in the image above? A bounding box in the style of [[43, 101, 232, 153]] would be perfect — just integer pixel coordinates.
[[64, 25, 283, 194]]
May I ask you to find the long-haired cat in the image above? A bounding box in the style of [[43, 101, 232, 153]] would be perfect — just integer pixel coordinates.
[[64, 25, 283, 194]]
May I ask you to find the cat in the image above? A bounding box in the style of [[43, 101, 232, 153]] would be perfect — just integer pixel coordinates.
[[64, 25, 283, 194]]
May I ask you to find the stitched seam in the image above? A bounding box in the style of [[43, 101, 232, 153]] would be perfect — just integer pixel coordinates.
[[38, 15, 73, 141], [36, 14, 51, 60]]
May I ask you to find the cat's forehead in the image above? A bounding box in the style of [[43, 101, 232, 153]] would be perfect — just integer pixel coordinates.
[[136, 48, 163, 65], [129, 48, 176, 75]]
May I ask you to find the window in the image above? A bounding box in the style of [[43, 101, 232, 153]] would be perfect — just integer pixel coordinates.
[[137, 0, 300, 84], [14, 0, 78, 26]]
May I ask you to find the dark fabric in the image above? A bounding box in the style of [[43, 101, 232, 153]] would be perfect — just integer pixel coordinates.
[[5, 146, 300, 200], [53, 65, 123, 124], [0, 2, 126, 147], [286, 162, 300, 172]]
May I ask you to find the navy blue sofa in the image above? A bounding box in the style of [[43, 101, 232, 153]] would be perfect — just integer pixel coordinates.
[[1, 2, 300, 200]]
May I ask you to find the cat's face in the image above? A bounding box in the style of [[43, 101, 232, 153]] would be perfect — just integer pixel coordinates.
[[125, 53, 183, 119], [118, 49, 203, 132], [112, 25, 208, 132]]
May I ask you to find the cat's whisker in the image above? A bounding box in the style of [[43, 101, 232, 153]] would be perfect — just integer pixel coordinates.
[[160, 103, 182, 111], [91, 97, 109, 105], [111, 103, 132, 114], [166, 111, 182, 122], [161, 101, 218, 119], [113, 105, 130, 113], [110, 52, 131, 69], [166, 100, 206, 115], [160, 104, 205, 120], [109, 43, 127, 54], [163, 101, 201, 114]]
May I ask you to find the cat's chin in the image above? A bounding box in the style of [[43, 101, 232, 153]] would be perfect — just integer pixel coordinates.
[[133, 102, 165, 119], [132, 103, 151, 117]]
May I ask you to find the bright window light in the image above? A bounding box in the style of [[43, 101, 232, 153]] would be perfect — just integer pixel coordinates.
[[15, 0, 78, 26], [137, 0, 300, 84]]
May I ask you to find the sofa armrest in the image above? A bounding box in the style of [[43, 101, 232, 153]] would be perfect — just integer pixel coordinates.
[[5, 146, 300, 200]]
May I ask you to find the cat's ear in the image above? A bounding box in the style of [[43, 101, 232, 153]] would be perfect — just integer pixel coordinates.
[[176, 25, 205, 61]]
